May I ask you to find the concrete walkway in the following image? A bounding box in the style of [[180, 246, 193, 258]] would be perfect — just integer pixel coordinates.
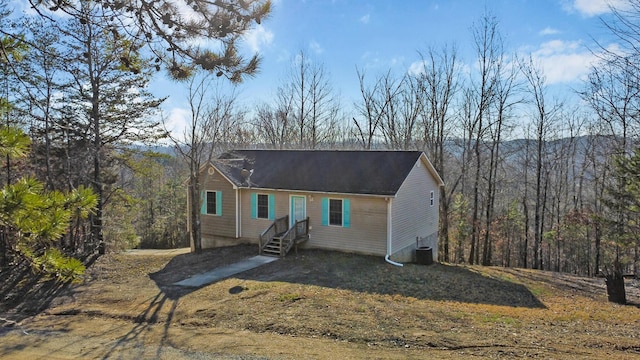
[[126, 248, 191, 256], [173, 255, 279, 288]]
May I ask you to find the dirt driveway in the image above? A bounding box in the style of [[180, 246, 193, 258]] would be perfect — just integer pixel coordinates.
[[2, 245, 640, 359]]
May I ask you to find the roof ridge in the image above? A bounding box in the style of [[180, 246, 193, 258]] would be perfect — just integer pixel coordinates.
[[230, 149, 422, 152]]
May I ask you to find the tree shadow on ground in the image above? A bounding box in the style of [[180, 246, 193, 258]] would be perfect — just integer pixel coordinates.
[[500, 267, 640, 308], [235, 249, 547, 308], [97, 245, 259, 359], [97, 290, 179, 360], [0, 252, 102, 324], [148, 244, 258, 300], [148, 245, 546, 308]]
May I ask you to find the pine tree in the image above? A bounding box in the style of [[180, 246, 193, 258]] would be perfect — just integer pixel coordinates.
[[601, 148, 640, 304], [24, 0, 271, 80], [0, 126, 97, 282], [57, 2, 166, 252]]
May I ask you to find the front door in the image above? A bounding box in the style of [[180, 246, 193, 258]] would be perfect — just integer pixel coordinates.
[[290, 196, 306, 226]]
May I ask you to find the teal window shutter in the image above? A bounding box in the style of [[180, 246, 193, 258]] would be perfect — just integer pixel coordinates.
[[268, 194, 275, 220], [200, 191, 207, 214], [343, 199, 351, 228], [321, 198, 328, 226], [216, 191, 222, 216], [251, 193, 257, 219]]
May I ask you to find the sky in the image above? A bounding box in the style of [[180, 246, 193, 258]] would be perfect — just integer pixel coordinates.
[[7, 0, 629, 138], [158, 0, 626, 137]]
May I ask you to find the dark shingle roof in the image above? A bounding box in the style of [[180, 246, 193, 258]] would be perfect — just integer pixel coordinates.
[[213, 150, 425, 196]]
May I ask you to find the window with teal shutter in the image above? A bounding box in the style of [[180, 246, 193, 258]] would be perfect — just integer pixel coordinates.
[[200, 191, 207, 214], [321, 198, 328, 226], [323, 198, 350, 227], [252, 193, 274, 220], [343, 199, 350, 228], [268, 194, 275, 220], [216, 191, 222, 216], [251, 193, 257, 218], [201, 190, 222, 215]]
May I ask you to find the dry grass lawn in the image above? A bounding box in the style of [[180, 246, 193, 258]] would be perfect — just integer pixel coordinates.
[[2, 244, 640, 359]]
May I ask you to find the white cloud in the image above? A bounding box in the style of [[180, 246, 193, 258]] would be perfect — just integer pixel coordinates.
[[360, 52, 407, 71], [164, 108, 190, 140], [568, 0, 630, 17], [539, 27, 561, 36], [309, 40, 324, 54], [408, 60, 426, 76], [360, 14, 370, 24], [408, 59, 470, 78], [534, 39, 580, 56], [243, 24, 274, 53], [528, 40, 598, 84]]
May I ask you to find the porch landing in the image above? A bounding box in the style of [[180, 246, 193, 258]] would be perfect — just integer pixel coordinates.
[[173, 255, 279, 288]]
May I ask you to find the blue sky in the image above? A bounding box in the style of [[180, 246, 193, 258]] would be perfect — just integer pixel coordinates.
[[160, 0, 625, 136], [6, 0, 628, 137]]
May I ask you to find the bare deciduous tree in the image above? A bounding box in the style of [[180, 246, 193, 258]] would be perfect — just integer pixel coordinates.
[[520, 55, 562, 270], [351, 68, 394, 149], [413, 45, 460, 262], [279, 50, 341, 149], [169, 74, 242, 253], [466, 13, 501, 265]]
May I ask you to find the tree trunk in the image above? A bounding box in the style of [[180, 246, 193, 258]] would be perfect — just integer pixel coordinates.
[[469, 136, 481, 265], [439, 188, 450, 262], [518, 137, 531, 268], [605, 273, 626, 304], [0, 226, 6, 269], [189, 171, 203, 254]]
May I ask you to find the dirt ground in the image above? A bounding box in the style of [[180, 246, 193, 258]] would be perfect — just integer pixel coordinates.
[[2, 245, 640, 359]]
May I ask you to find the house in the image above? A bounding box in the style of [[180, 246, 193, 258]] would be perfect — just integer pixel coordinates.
[[189, 150, 444, 263]]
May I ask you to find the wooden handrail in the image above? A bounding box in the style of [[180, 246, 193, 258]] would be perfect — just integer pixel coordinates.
[[259, 216, 309, 257], [259, 215, 289, 254], [277, 217, 309, 256]]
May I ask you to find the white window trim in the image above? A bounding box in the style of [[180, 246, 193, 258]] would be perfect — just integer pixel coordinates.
[[205, 190, 218, 215], [328, 198, 344, 227], [256, 193, 270, 219], [430, 191, 435, 207]]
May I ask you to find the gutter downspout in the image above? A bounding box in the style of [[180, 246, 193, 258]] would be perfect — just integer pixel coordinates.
[[385, 197, 403, 267], [235, 187, 240, 238]]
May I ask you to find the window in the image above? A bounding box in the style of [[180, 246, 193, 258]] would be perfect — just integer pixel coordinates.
[[430, 191, 435, 207], [257, 194, 269, 219], [329, 199, 343, 226], [201, 190, 222, 216], [322, 197, 350, 228], [251, 193, 274, 220], [207, 191, 217, 214]]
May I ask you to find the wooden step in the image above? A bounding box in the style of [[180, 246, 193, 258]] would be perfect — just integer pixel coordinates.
[[262, 249, 280, 257]]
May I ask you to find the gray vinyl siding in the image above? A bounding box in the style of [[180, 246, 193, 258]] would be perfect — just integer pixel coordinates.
[[200, 168, 236, 239], [239, 189, 289, 241], [390, 157, 440, 257], [306, 195, 387, 256], [239, 189, 387, 255]]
